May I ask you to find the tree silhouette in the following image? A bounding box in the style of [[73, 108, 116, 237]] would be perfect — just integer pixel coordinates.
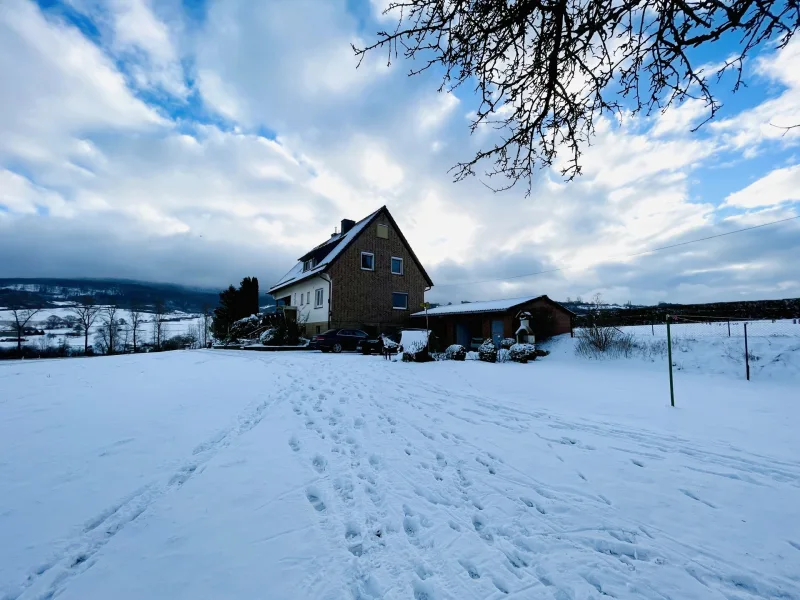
[[356, 0, 800, 192]]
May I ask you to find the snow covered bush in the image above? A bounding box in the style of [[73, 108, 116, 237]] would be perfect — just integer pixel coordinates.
[[444, 344, 467, 361], [478, 339, 497, 363], [497, 348, 511, 363], [259, 328, 277, 344], [401, 340, 433, 362], [500, 337, 516, 349], [509, 343, 537, 363]]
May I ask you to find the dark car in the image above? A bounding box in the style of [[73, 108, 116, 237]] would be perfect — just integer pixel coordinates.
[[312, 329, 369, 353]]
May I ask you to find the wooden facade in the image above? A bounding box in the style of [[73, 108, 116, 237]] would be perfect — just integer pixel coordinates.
[[414, 296, 573, 349]]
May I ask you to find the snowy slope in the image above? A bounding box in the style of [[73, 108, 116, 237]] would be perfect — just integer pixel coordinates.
[[1, 351, 799, 600], [566, 320, 800, 381]]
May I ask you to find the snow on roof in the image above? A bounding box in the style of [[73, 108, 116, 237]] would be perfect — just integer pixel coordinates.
[[411, 296, 541, 317], [268, 208, 381, 293]]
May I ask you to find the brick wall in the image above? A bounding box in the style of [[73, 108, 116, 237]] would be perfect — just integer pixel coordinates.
[[327, 208, 429, 333]]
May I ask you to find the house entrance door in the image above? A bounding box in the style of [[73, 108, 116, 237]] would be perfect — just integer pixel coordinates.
[[456, 323, 470, 347], [491, 320, 504, 348]]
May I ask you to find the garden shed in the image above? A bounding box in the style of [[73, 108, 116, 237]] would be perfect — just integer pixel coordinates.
[[411, 295, 573, 349]]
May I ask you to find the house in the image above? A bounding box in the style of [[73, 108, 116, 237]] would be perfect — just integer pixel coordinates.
[[412, 295, 574, 349], [268, 206, 434, 336]]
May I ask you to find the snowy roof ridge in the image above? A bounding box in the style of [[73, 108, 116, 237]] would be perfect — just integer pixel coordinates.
[[411, 295, 543, 317], [268, 208, 383, 294]]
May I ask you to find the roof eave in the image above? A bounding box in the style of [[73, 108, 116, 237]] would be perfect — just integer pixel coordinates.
[[268, 267, 329, 295]]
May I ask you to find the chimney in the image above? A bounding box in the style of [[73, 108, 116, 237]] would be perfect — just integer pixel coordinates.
[[341, 219, 356, 235]]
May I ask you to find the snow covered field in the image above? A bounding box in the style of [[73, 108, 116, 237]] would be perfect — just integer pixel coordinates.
[[1, 349, 799, 600], [572, 319, 800, 381], [0, 305, 204, 350]]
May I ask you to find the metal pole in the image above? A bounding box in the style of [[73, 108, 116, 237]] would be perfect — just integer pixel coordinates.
[[727, 320, 730, 337], [666, 315, 675, 407], [652, 322, 655, 336], [744, 323, 750, 381]]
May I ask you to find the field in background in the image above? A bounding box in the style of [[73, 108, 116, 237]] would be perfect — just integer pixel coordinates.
[[565, 319, 800, 381], [0, 304, 205, 352]]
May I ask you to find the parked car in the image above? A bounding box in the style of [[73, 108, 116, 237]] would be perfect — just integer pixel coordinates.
[[358, 333, 400, 355], [312, 329, 369, 353]]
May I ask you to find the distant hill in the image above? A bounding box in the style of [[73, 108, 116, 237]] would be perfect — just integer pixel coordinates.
[[0, 278, 276, 314]]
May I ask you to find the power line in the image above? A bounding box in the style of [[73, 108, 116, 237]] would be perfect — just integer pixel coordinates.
[[434, 214, 800, 288]]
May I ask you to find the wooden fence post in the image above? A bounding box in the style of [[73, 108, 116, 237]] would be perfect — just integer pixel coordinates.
[[744, 323, 750, 381], [667, 315, 675, 407]]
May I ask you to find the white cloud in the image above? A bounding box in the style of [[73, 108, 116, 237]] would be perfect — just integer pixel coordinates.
[[724, 164, 800, 208], [0, 170, 73, 217], [360, 145, 404, 191], [108, 0, 188, 96], [0, 0, 166, 169], [711, 39, 800, 150], [417, 93, 460, 131], [1, 0, 799, 304], [369, 0, 396, 21]]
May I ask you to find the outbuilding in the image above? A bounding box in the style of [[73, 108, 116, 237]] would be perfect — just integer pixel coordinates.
[[411, 295, 574, 349]]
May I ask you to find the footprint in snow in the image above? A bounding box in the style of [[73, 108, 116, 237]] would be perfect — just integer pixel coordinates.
[[288, 436, 300, 452], [306, 487, 326, 512], [476, 456, 496, 474], [312, 454, 327, 473], [459, 559, 480, 579]]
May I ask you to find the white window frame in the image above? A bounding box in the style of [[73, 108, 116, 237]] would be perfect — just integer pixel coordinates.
[[392, 292, 409, 310], [361, 251, 375, 271], [391, 256, 404, 275], [303, 259, 315, 272], [314, 288, 324, 308], [300, 293, 304, 306]]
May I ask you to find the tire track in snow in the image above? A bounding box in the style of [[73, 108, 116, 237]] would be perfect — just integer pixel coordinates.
[[8, 379, 291, 600]]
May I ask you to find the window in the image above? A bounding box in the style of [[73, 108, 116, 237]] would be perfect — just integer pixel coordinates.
[[314, 288, 324, 308], [303, 258, 315, 272], [307, 291, 310, 304], [361, 252, 375, 271], [391, 256, 404, 275], [316, 325, 321, 334], [392, 292, 409, 310], [377, 224, 388, 239], [300, 294, 304, 306]]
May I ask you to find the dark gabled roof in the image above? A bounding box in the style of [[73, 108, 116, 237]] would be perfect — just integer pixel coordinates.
[[268, 206, 434, 294]]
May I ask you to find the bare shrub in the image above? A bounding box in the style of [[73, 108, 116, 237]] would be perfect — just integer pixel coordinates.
[[576, 326, 641, 359]]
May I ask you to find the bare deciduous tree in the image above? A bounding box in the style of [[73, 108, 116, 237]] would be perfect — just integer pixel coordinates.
[[153, 299, 167, 351], [129, 304, 145, 353], [202, 304, 212, 348], [8, 303, 42, 354], [356, 1, 800, 192], [69, 296, 100, 354], [97, 304, 121, 355]]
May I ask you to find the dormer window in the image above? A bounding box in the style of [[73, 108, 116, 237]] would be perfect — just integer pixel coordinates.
[[303, 258, 315, 272]]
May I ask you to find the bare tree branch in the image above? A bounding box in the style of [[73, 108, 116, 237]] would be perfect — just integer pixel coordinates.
[[355, 0, 800, 194]]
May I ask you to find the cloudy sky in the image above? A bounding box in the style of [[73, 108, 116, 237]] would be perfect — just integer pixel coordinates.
[[1, 0, 799, 305]]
